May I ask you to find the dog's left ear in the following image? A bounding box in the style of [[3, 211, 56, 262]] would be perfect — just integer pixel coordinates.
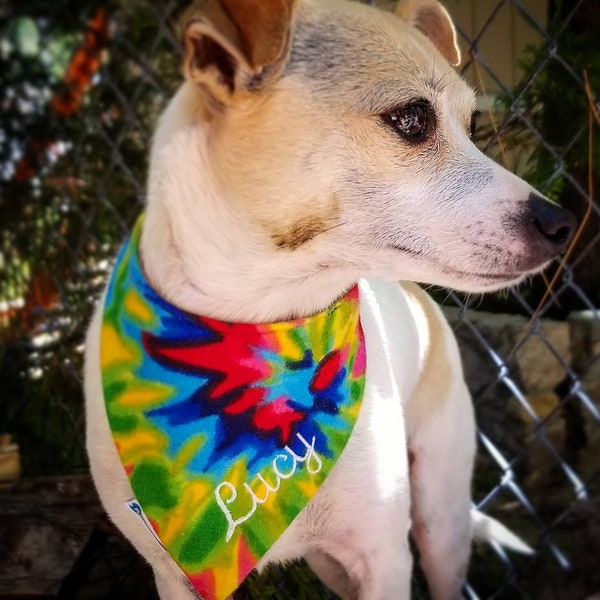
[[394, 0, 461, 66], [182, 0, 298, 106]]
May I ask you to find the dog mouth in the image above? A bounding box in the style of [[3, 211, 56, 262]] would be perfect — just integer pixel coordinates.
[[452, 270, 524, 281], [441, 265, 544, 291], [387, 243, 537, 288]]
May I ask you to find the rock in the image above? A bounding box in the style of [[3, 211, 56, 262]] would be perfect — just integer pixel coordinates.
[[0, 475, 104, 595], [0, 434, 20, 483], [569, 310, 600, 385], [514, 320, 571, 395]]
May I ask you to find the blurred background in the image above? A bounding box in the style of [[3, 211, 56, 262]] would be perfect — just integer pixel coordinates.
[[0, 0, 598, 598]]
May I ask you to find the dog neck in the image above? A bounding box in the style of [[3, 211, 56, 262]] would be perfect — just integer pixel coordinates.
[[140, 83, 358, 323]]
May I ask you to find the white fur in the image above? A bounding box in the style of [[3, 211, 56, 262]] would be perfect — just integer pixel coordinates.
[[85, 1, 569, 598]]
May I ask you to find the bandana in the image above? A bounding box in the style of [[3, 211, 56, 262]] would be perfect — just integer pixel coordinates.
[[100, 217, 366, 600]]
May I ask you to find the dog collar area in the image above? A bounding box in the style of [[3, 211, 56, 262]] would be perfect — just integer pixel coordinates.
[[100, 216, 367, 600]]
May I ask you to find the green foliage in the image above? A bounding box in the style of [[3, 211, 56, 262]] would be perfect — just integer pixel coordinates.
[[0, 0, 185, 474], [512, 9, 599, 201]]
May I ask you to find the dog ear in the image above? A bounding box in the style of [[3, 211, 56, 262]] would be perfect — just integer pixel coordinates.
[[181, 0, 297, 105], [394, 0, 461, 67]]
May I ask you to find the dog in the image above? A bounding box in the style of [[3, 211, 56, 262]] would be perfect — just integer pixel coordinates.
[[84, 0, 576, 598]]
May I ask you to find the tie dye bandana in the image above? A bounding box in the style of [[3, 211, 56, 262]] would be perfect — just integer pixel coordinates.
[[100, 218, 366, 600]]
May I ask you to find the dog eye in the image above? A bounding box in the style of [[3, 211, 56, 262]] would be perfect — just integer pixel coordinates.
[[469, 110, 481, 139], [384, 101, 431, 140]]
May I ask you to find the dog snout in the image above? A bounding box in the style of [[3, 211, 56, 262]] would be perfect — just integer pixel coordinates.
[[526, 192, 577, 255]]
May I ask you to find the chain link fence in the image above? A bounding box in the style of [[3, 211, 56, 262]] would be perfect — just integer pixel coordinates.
[[0, 0, 598, 598]]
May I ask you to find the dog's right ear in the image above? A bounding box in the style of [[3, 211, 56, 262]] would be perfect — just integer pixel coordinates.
[[394, 0, 461, 67], [181, 0, 297, 106]]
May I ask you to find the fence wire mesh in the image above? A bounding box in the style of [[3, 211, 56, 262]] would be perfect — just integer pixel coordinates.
[[0, 0, 598, 598]]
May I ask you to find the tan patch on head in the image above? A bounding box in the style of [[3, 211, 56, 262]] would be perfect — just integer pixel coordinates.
[[271, 216, 328, 250], [271, 194, 340, 251]]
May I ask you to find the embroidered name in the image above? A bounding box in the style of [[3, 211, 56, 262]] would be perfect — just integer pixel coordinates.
[[215, 432, 323, 542]]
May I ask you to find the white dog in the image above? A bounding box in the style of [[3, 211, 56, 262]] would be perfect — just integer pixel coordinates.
[[84, 1, 575, 599]]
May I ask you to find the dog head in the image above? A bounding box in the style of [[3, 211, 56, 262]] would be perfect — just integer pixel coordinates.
[[145, 0, 576, 319]]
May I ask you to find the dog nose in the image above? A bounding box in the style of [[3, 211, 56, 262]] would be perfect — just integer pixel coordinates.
[[527, 192, 577, 254]]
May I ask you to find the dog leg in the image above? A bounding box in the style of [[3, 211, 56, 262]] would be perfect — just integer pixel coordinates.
[[408, 392, 474, 600], [301, 495, 414, 600], [259, 418, 414, 599], [305, 548, 357, 599], [307, 543, 412, 600], [265, 377, 414, 599], [402, 283, 475, 600], [259, 471, 413, 600]]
